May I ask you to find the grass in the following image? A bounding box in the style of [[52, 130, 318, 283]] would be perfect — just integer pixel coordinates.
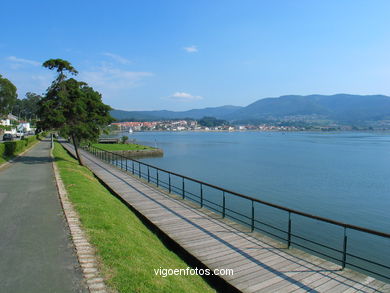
[[53, 143, 215, 293], [92, 143, 154, 151]]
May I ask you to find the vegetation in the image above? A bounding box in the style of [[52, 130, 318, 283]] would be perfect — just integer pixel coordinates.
[[0, 74, 18, 117], [0, 135, 39, 164], [53, 143, 214, 293], [0, 144, 5, 164], [198, 116, 228, 127], [121, 135, 129, 144], [12, 92, 42, 121], [0, 125, 12, 131], [92, 143, 153, 151], [38, 59, 113, 165]]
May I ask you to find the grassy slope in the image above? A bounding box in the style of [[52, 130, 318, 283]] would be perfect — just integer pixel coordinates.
[[53, 143, 214, 293], [92, 143, 153, 151]]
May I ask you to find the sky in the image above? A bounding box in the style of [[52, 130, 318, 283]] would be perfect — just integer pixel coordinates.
[[1, 0, 390, 111]]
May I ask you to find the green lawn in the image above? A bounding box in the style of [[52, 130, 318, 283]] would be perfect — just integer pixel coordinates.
[[92, 143, 153, 151], [53, 143, 214, 293]]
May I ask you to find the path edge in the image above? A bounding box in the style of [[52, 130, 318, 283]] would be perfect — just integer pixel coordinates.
[[51, 146, 109, 293]]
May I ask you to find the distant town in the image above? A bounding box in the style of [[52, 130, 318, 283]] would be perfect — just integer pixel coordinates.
[[111, 119, 364, 132]]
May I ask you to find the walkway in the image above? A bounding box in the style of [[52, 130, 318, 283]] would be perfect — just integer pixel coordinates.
[[0, 141, 86, 292], [63, 142, 389, 293]]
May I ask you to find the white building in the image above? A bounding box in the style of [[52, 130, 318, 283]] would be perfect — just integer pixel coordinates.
[[0, 118, 10, 126], [17, 122, 31, 132]]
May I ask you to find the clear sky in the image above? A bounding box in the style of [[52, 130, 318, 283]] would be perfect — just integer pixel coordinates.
[[1, 0, 390, 111]]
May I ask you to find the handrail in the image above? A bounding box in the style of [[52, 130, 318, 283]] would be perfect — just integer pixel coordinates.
[[89, 145, 390, 239], [82, 143, 390, 281]]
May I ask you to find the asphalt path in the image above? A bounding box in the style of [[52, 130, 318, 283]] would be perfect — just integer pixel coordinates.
[[0, 140, 86, 292]]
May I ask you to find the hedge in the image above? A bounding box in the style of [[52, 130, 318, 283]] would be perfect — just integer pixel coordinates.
[[0, 143, 5, 159], [0, 135, 38, 159]]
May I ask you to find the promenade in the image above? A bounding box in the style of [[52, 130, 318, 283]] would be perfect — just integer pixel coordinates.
[[62, 142, 389, 293], [0, 141, 86, 292]]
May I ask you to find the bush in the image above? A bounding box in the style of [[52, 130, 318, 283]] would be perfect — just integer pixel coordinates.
[[1, 135, 37, 158], [121, 135, 128, 144], [0, 143, 5, 158]]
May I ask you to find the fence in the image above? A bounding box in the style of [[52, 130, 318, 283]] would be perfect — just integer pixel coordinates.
[[83, 144, 390, 282]]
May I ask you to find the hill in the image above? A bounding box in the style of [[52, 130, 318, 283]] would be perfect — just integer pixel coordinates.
[[111, 105, 242, 121], [223, 94, 390, 124], [111, 94, 390, 125]]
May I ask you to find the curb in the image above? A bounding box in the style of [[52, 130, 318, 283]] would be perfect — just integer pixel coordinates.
[[51, 148, 109, 293]]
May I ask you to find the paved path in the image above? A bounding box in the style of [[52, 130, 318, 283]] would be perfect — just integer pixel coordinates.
[[0, 141, 86, 293], [62, 142, 389, 293]]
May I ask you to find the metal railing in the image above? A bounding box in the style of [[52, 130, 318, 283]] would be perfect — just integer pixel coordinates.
[[84, 144, 390, 282]]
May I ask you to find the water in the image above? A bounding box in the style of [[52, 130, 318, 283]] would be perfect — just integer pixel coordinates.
[[114, 131, 390, 279]]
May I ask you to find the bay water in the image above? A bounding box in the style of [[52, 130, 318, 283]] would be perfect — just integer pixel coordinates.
[[116, 131, 390, 279]]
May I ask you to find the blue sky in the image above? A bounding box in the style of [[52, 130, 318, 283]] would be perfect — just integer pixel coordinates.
[[1, 0, 390, 111]]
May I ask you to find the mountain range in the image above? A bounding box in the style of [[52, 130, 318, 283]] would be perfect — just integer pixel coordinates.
[[111, 105, 242, 121], [111, 94, 390, 125]]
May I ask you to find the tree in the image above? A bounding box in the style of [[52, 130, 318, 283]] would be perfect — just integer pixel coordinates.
[[38, 59, 113, 165], [121, 135, 128, 144], [12, 92, 42, 120], [43, 59, 78, 82], [0, 74, 18, 117], [198, 116, 227, 127]]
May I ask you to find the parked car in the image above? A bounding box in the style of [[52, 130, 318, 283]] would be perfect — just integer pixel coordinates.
[[3, 133, 13, 141], [15, 132, 24, 138]]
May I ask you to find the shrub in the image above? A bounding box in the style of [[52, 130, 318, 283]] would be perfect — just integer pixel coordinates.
[[1, 135, 37, 158], [0, 143, 5, 158], [121, 135, 128, 144]]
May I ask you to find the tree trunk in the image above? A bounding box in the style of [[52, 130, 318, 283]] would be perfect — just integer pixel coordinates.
[[71, 134, 84, 166]]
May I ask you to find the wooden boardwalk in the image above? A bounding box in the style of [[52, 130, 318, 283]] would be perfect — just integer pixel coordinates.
[[62, 143, 389, 293]]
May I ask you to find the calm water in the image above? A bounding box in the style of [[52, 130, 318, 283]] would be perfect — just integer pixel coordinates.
[[115, 131, 390, 278], [124, 131, 390, 231]]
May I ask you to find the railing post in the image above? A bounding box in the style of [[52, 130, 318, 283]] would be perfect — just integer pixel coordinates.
[[147, 166, 150, 182], [168, 173, 171, 193], [222, 191, 226, 218], [182, 178, 185, 199], [200, 184, 203, 208], [121, 155, 123, 169], [125, 158, 128, 172], [251, 200, 255, 232], [288, 212, 292, 248], [157, 170, 159, 187], [138, 162, 141, 178], [342, 227, 348, 269], [132, 161, 134, 174]]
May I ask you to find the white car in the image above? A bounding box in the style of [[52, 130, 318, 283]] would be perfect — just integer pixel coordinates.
[[15, 132, 25, 139]]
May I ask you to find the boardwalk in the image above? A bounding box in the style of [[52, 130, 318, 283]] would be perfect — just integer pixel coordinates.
[[62, 142, 389, 293], [0, 141, 86, 293]]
